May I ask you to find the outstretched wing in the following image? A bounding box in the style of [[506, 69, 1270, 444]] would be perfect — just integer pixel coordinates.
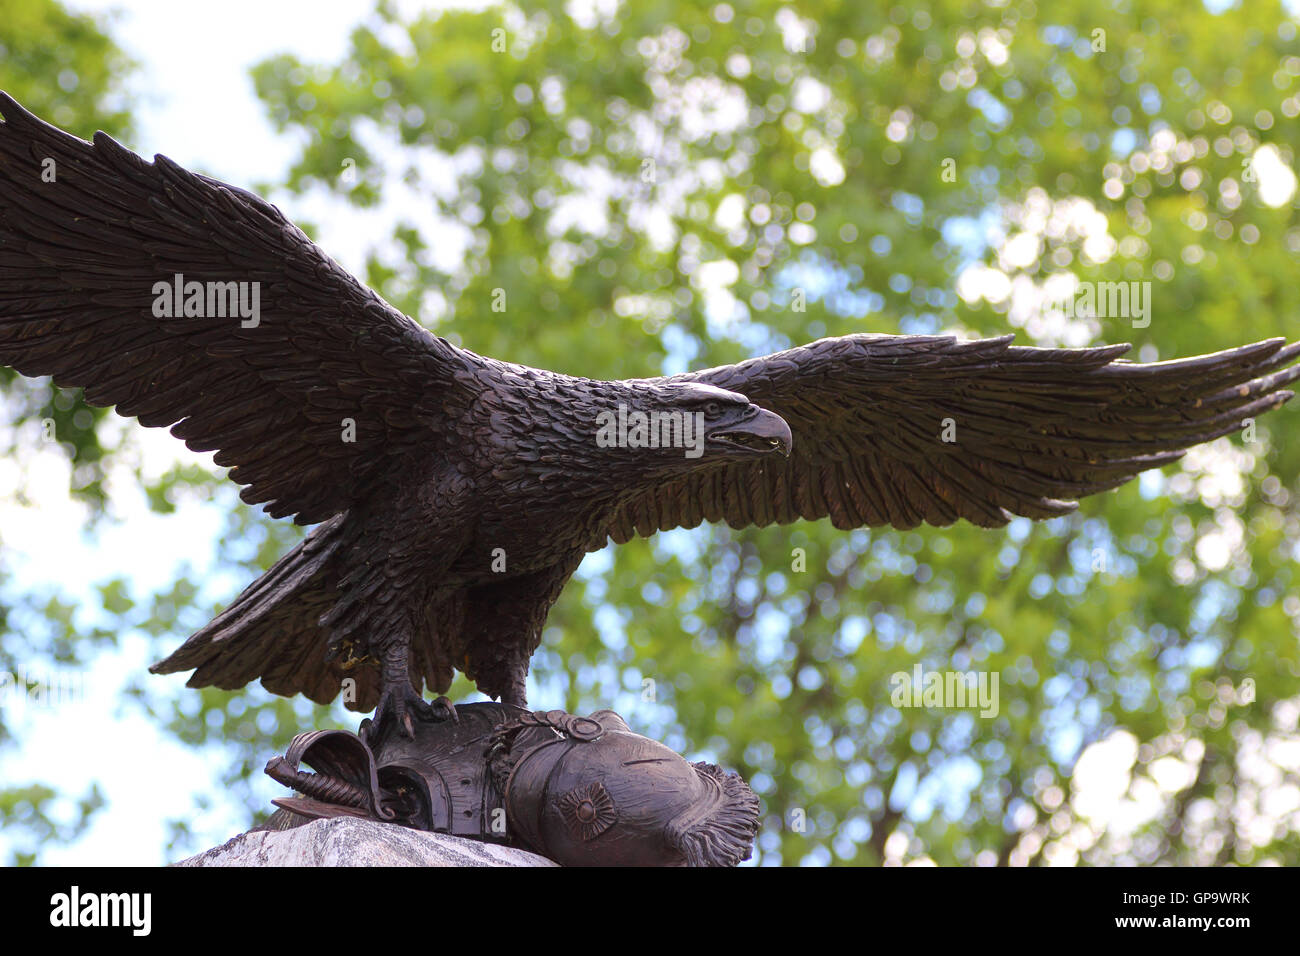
[[0, 92, 481, 524], [603, 333, 1300, 542]]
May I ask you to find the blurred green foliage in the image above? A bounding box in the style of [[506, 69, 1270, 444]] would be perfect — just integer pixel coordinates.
[[3, 0, 1300, 865]]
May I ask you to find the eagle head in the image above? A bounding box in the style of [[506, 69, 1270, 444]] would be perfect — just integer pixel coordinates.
[[591, 381, 792, 467]]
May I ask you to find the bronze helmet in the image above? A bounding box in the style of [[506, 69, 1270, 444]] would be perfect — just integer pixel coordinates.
[[493, 709, 759, 867]]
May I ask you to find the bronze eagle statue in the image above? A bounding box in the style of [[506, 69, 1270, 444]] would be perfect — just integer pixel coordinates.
[[2, 93, 1297, 737]]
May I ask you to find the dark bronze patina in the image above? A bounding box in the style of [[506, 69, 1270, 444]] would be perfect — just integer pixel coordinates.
[[261, 703, 760, 867], [1, 94, 1298, 743]]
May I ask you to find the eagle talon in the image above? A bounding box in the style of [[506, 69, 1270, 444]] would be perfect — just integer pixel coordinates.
[[367, 684, 437, 744], [431, 696, 459, 723]]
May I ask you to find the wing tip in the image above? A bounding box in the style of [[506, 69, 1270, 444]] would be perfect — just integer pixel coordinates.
[[1274, 339, 1300, 364], [91, 128, 131, 154], [0, 91, 103, 148], [0, 91, 39, 130]]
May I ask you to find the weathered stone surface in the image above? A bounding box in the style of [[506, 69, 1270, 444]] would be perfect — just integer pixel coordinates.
[[176, 817, 557, 867]]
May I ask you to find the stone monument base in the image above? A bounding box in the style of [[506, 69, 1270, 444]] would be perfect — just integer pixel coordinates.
[[175, 817, 557, 867]]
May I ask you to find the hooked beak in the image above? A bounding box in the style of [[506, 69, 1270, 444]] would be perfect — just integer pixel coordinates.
[[708, 407, 792, 457]]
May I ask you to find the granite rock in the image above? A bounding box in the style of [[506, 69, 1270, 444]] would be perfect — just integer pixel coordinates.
[[176, 817, 557, 867]]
